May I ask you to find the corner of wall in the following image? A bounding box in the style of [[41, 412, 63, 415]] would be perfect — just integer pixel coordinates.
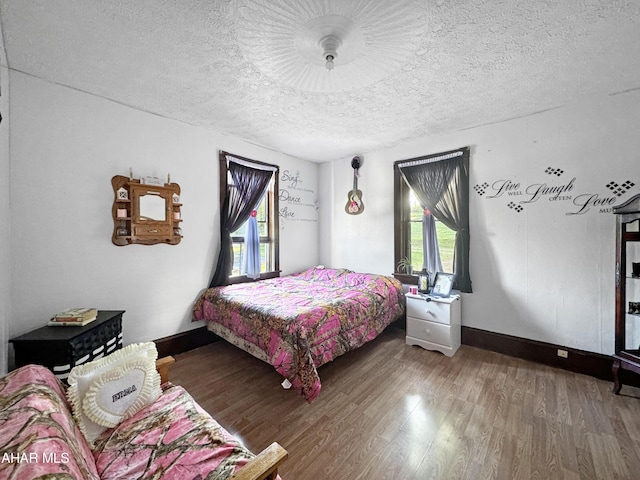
[[0, 16, 11, 375], [318, 161, 334, 265]]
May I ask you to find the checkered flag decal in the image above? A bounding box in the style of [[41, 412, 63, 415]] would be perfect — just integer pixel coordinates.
[[474, 182, 489, 196], [606, 180, 635, 197], [508, 202, 523, 213], [545, 167, 564, 176]]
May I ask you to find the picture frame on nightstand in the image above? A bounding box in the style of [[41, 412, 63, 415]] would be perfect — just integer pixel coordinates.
[[431, 272, 455, 297]]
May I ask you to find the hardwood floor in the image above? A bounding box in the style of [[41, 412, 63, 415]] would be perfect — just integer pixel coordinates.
[[170, 326, 640, 479]]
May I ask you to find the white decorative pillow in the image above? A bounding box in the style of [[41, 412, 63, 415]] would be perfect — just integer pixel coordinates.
[[67, 342, 161, 446]]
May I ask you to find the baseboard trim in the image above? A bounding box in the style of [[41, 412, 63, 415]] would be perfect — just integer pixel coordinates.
[[461, 326, 615, 382], [154, 327, 218, 358]]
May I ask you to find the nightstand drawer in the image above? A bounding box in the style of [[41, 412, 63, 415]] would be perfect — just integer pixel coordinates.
[[406, 298, 451, 325], [406, 317, 452, 347]]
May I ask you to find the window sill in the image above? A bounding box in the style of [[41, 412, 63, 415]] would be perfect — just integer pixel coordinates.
[[392, 273, 418, 285]]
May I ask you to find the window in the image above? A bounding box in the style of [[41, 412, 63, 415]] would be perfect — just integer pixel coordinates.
[[407, 188, 455, 273], [209, 151, 279, 287], [394, 147, 472, 293], [229, 181, 274, 277]]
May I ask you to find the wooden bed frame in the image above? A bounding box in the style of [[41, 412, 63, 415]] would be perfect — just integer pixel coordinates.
[[155, 356, 288, 480]]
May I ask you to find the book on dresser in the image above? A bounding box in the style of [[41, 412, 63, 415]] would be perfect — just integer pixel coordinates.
[[48, 308, 98, 327]]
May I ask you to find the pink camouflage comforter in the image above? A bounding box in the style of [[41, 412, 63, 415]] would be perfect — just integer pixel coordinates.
[[92, 383, 259, 479], [0, 364, 100, 480], [193, 267, 405, 402]]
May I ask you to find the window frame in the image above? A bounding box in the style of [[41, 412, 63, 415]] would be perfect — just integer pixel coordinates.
[[218, 151, 280, 284], [393, 164, 418, 285], [393, 147, 472, 293]]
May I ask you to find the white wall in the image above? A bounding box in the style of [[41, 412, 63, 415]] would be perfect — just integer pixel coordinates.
[[320, 90, 640, 355], [8, 71, 319, 351], [0, 21, 10, 375]]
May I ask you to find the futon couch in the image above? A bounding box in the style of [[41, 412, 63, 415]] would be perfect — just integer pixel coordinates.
[[0, 346, 286, 480]]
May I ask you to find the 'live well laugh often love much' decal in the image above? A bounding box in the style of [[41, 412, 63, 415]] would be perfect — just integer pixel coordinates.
[[475, 167, 636, 215]]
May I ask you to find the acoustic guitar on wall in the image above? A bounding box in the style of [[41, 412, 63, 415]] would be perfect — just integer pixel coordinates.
[[345, 156, 364, 215]]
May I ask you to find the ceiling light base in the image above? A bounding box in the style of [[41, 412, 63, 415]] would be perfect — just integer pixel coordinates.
[[320, 34, 341, 70]]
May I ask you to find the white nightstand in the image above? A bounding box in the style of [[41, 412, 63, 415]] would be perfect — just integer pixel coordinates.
[[405, 293, 461, 357]]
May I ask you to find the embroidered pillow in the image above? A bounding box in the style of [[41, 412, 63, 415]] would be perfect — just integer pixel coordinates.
[[67, 342, 161, 446]]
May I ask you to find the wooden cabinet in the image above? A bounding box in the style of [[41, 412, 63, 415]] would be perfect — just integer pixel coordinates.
[[612, 193, 640, 393], [405, 293, 461, 357], [111, 175, 182, 246]]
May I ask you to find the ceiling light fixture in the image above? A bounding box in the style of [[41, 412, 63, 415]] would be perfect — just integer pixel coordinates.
[[239, 6, 425, 92], [320, 34, 341, 71]]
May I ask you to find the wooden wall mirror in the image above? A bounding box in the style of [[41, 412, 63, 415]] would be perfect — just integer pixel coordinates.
[[138, 192, 167, 221], [111, 175, 182, 246]]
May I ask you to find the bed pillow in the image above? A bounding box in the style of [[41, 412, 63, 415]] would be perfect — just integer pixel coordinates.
[[297, 266, 351, 282], [67, 342, 161, 446]]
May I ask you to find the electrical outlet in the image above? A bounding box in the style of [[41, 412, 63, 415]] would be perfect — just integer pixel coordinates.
[[557, 349, 568, 358]]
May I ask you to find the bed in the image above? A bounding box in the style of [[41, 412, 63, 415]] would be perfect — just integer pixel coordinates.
[[193, 267, 405, 402]]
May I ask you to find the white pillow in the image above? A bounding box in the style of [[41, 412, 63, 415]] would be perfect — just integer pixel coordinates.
[[67, 342, 161, 446]]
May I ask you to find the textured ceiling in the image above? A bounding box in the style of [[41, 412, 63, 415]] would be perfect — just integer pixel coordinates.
[[1, 0, 640, 162]]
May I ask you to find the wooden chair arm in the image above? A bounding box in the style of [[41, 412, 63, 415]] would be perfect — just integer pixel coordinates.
[[155, 356, 175, 384], [231, 442, 288, 480]]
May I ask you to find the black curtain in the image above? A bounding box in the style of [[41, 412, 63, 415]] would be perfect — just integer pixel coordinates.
[[397, 148, 472, 292], [209, 156, 275, 287]]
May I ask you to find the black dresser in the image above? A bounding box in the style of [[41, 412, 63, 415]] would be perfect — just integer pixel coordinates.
[[10, 310, 124, 380]]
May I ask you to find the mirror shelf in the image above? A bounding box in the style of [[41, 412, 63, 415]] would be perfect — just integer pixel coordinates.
[[111, 175, 182, 246]]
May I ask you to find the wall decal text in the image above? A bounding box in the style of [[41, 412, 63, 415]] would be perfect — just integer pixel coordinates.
[[475, 166, 636, 215], [278, 169, 318, 228]]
